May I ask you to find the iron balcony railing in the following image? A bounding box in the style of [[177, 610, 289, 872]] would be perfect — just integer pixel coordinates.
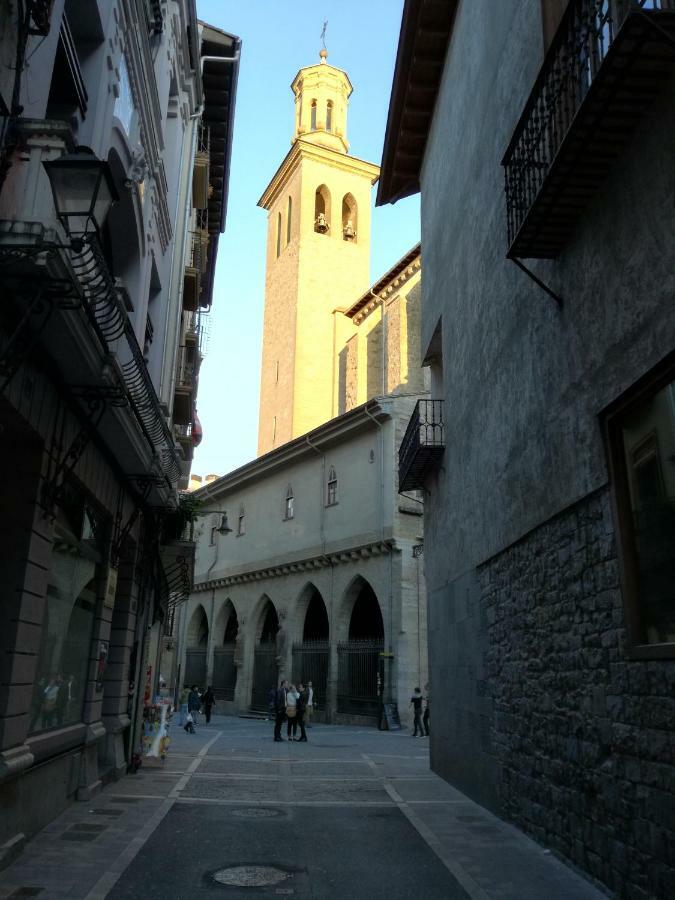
[[502, 0, 675, 258], [398, 400, 444, 492]]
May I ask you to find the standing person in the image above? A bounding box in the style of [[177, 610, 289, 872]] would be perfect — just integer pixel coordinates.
[[286, 684, 299, 740], [188, 685, 201, 724], [267, 685, 276, 721], [295, 683, 308, 742], [305, 681, 314, 728], [410, 687, 425, 737], [184, 710, 196, 733], [202, 686, 215, 725], [273, 679, 288, 742], [423, 682, 430, 736]]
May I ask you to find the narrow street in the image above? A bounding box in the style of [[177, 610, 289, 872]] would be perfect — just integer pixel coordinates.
[[0, 717, 604, 899]]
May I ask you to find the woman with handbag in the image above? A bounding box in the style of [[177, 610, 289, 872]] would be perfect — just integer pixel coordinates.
[[286, 684, 299, 740]]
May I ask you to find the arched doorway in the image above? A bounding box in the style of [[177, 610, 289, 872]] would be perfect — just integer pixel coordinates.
[[213, 600, 238, 701], [292, 585, 329, 709], [185, 604, 208, 688], [251, 597, 279, 711], [338, 578, 384, 718]]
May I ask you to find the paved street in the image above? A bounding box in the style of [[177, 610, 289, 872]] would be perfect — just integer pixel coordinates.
[[0, 717, 605, 899]]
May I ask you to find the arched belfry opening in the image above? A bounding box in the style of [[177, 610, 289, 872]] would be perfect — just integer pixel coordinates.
[[314, 184, 331, 234], [342, 193, 357, 242], [251, 597, 279, 711], [185, 604, 209, 688], [213, 600, 238, 700], [338, 578, 384, 719]]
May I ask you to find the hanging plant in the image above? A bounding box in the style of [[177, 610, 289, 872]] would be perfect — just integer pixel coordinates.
[[163, 492, 202, 541]]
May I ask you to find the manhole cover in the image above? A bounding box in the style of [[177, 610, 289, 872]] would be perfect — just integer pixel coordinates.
[[212, 866, 291, 887], [232, 808, 283, 819]]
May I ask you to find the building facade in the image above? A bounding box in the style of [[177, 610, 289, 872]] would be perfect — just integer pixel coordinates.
[[0, 1, 238, 863], [177, 236, 427, 726], [378, 0, 675, 896]]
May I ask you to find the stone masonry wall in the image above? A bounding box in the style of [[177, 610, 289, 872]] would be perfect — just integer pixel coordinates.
[[479, 488, 675, 899]]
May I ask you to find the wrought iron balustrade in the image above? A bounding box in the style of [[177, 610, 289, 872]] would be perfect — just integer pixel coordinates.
[[502, 0, 675, 259], [398, 399, 445, 492]]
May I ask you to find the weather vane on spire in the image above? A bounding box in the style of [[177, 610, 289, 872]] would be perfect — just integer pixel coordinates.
[[320, 20, 328, 60]]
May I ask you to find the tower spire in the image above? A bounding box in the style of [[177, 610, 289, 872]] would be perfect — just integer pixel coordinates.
[[320, 20, 328, 62]]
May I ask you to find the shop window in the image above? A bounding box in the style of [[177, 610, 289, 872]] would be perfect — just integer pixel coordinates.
[[28, 487, 103, 735], [604, 356, 675, 656], [327, 466, 338, 505], [284, 484, 294, 520]]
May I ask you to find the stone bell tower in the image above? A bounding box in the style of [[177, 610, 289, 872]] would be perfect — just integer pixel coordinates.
[[256, 50, 380, 456]]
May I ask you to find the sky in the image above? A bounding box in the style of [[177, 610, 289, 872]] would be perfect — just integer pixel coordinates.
[[192, 0, 420, 478]]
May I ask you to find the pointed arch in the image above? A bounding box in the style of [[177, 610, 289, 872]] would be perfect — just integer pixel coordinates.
[[284, 483, 294, 520], [326, 99, 333, 132], [342, 192, 357, 242], [339, 575, 384, 642], [187, 603, 209, 647], [310, 98, 317, 130], [295, 582, 329, 642], [314, 184, 331, 234], [255, 595, 279, 644], [214, 599, 238, 645]]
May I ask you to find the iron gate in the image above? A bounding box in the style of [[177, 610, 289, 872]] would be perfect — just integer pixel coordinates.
[[337, 639, 383, 717], [251, 644, 277, 711], [291, 640, 328, 707], [212, 645, 236, 701], [184, 649, 206, 688]]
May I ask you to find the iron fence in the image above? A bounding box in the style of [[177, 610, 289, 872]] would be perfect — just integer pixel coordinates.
[[185, 649, 206, 689], [213, 645, 236, 701], [292, 641, 329, 708], [251, 644, 277, 711], [337, 639, 383, 717], [502, 0, 675, 253]]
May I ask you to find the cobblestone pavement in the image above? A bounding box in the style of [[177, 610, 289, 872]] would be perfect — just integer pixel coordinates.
[[0, 717, 606, 899]]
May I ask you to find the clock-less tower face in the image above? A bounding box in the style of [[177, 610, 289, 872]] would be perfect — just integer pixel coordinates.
[[256, 52, 380, 457]]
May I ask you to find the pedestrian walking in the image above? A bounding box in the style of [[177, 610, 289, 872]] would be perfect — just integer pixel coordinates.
[[305, 681, 314, 727], [410, 687, 425, 737], [295, 683, 308, 742], [273, 679, 288, 742], [423, 682, 430, 736], [286, 683, 299, 740], [187, 685, 201, 724], [202, 686, 215, 724]]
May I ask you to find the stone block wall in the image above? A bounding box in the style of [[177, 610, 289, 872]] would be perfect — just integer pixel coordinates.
[[479, 488, 675, 899]]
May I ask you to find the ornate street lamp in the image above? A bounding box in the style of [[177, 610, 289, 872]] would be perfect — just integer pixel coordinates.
[[43, 146, 118, 249]]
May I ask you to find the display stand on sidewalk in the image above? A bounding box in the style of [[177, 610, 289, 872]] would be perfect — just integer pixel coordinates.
[[142, 699, 171, 764]]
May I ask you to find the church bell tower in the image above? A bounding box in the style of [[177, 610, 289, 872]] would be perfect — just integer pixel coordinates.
[[256, 50, 380, 456]]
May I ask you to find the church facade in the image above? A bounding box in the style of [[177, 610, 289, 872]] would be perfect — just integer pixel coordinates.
[[174, 51, 429, 726]]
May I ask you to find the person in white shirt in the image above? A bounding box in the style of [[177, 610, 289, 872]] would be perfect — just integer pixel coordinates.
[[305, 681, 314, 728], [286, 684, 299, 740]]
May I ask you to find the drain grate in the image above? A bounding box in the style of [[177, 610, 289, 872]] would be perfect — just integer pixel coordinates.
[[91, 808, 124, 817], [70, 823, 108, 833], [60, 832, 99, 842], [232, 808, 283, 819], [212, 866, 292, 887], [108, 797, 140, 803]]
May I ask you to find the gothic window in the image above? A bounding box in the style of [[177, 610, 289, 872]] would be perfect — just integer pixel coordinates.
[[326, 100, 333, 132], [314, 184, 331, 234], [310, 99, 317, 131], [326, 466, 338, 506], [342, 193, 357, 242], [284, 484, 294, 520], [276, 211, 281, 257], [286, 196, 292, 245], [237, 505, 246, 536]]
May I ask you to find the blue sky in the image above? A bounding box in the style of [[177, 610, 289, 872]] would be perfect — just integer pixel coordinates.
[[192, 0, 420, 477]]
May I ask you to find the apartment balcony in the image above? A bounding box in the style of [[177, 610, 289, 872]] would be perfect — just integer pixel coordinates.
[[398, 400, 445, 492], [502, 0, 675, 259], [193, 122, 210, 210], [173, 349, 197, 426]]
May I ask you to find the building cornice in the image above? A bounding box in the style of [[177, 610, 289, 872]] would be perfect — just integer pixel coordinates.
[[194, 537, 401, 592], [348, 245, 421, 323], [258, 140, 380, 210], [194, 398, 392, 500]]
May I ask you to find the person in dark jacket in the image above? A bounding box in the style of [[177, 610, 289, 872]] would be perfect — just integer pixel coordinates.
[[202, 686, 215, 724], [188, 685, 201, 724], [295, 683, 308, 742], [410, 687, 425, 737], [273, 680, 287, 742]]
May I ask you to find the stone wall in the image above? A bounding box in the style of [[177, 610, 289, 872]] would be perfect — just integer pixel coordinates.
[[479, 488, 675, 899]]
